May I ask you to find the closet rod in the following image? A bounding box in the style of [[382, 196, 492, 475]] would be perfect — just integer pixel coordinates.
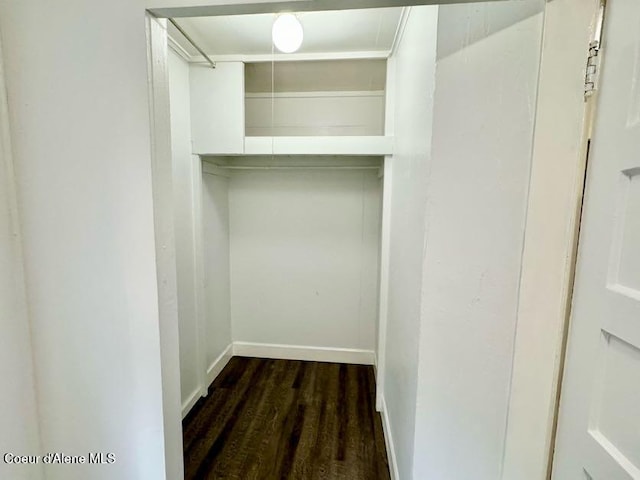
[[218, 165, 380, 171], [168, 18, 216, 69]]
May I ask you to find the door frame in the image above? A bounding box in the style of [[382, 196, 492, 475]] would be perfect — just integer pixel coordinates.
[[144, 1, 599, 479], [501, 1, 604, 478]]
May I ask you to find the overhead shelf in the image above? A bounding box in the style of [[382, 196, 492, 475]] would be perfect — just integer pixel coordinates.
[[189, 64, 391, 157], [201, 155, 383, 174], [243, 136, 394, 156]]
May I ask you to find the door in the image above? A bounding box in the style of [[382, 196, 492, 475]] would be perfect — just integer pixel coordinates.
[[553, 0, 640, 478]]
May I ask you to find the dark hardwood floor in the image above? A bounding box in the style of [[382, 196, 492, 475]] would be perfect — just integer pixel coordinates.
[[183, 357, 391, 480]]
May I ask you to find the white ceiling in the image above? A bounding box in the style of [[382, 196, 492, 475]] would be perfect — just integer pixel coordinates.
[[169, 7, 404, 57]]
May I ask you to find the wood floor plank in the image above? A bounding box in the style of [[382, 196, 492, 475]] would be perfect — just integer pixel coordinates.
[[183, 357, 391, 480], [185, 359, 268, 479], [183, 357, 259, 453], [206, 359, 282, 479]]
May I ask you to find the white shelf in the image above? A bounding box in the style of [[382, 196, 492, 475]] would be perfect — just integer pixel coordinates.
[[242, 136, 393, 156]]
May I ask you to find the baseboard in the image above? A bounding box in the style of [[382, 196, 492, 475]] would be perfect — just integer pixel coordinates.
[[181, 388, 201, 419], [380, 395, 400, 480], [232, 341, 376, 365], [207, 343, 233, 386], [183, 342, 374, 418], [373, 353, 378, 378], [182, 344, 233, 419]]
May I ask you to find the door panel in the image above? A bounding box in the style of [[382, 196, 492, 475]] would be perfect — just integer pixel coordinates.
[[553, 0, 640, 478]]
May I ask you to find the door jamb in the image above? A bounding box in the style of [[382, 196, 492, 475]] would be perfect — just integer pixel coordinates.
[[501, 1, 606, 479], [545, 3, 606, 476], [145, 14, 186, 480]]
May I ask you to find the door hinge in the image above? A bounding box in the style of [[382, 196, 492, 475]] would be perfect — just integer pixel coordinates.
[[585, 0, 606, 99], [584, 41, 601, 98]]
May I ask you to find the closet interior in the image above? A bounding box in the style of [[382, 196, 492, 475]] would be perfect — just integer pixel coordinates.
[[167, 9, 397, 419]]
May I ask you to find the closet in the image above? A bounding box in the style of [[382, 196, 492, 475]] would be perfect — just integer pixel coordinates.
[[168, 30, 393, 418], [166, 5, 544, 477]]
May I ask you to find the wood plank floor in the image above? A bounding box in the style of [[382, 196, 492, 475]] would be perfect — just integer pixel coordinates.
[[183, 357, 391, 480]]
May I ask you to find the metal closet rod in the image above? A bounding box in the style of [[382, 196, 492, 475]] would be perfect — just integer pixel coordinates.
[[215, 165, 380, 170], [168, 18, 216, 69]]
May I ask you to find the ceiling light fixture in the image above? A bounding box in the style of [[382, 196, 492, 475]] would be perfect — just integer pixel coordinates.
[[272, 13, 303, 53]]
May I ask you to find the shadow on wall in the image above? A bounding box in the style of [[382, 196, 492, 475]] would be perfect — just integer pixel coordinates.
[[437, 1, 545, 60]]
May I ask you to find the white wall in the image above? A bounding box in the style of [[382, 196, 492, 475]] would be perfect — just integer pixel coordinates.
[[0, 34, 43, 480], [229, 168, 381, 354], [412, 3, 544, 479], [170, 51, 234, 418], [245, 92, 385, 136], [190, 62, 244, 154], [202, 171, 232, 373], [0, 2, 169, 479], [168, 49, 201, 413], [381, 7, 439, 480]]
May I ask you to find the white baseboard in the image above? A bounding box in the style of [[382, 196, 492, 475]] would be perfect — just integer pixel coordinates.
[[181, 388, 201, 419], [182, 344, 233, 419], [373, 354, 378, 378], [380, 395, 400, 480], [206, 344, 233, 386], [182, 342, 375, 419], [232, 341, 376, 365]]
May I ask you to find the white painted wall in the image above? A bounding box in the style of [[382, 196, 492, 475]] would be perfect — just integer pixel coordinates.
[[245, 92, 385, 136], [202, 171, 232, 373], [0, 2, 169, 479], [0, 34, 43, 480], [380, 7, 438, 480], [229, 168, 381, 353], [412, 3, 544, 479], [190, 62, 245, 154], [168, 49, 202, 413], [170, 51, 234, 418]]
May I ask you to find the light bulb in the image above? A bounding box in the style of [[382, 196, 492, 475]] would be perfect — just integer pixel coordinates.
[[272, 14, 303, 53]]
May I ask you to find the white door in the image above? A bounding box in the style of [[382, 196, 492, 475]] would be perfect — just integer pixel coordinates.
[[552, 0, 640, 478]]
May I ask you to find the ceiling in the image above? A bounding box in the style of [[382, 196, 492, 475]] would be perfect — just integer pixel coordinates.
[[168, 7, 404, 57]]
